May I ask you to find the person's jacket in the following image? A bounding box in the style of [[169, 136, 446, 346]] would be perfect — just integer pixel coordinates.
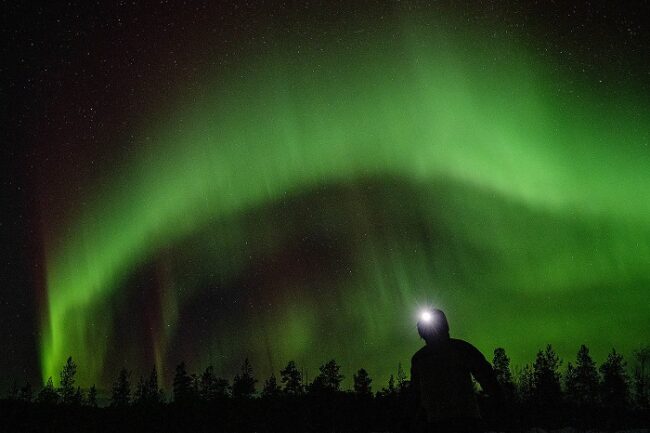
[[411, 338, 501, 422]]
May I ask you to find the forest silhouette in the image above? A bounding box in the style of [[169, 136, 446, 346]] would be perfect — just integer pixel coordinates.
[[2, 345, 649, 432]]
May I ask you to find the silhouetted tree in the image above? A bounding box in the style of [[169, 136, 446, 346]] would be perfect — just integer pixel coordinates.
[[8, 381, 18, 399], [262, 374, 281, 398], [110, 368, 131, 407], [87, 384, 98, 407], [533, 344, 562, 407], [565, 344, 599, 408], [149, 367, 164, 403], [190, 373, 201, 401], [134, 367, 164, 405], [493, 348, 516, 401], [396, 362, 408, 393], [378, 374, 397, 397], [516, 364, 535, 405], [134, 376, 147, 404], [37, 377, 59, 405], [173, 362, 193, 403], [232, 358, 257, 398], [59, 356, 77, 404], [73, 386, 84, 406], [310, 359, 344, 393], [18, 381, 33, 402], [633, 346, 650, 410], [600, 349, 629, 410], [353, 368, 372, 396], [280, 360, 303, 395], [199, 366, 229, 400]]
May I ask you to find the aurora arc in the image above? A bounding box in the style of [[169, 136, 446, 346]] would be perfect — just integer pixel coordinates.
[[40, 23, 650, 387]]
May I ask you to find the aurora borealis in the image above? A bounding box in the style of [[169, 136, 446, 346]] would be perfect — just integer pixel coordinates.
[[3, 2, 649, 391]]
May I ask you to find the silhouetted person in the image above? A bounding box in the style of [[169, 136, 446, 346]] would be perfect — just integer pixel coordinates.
[[411, 309, 502, 433]]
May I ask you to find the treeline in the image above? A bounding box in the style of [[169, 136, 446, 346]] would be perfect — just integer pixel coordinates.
[[492, 345, 649, 429], [2, 345, 649, 432]]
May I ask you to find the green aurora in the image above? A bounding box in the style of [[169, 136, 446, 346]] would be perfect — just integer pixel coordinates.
[[39, 19, 650, 388]]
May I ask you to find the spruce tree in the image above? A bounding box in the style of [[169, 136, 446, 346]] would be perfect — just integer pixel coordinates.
[[19, 381, 33, 402], [87, 385, 98, 407], [378, 374, 397, 397], [493, 348, 516, 401], [316, 359, 344, 392], [517, 364, 535, 405], [533, 344, 562, 407], [262, 374, 281, 398], [59, 356, 77, 404], [37, 377, 60, 405], [110, 368, 131, 407], [200, 366, 230, 400], [600, 349, 629, 410], [134, 375, 147, 405], [133, 369, 163, 406], [9, 381, 18, 399], [353, 368, 373, 396], [173, 362, 193, 403], [564, 345, 599, 407], [396, 362, 408, 393], [133, 366, 164, 406], [145, 366, 164, 404], [632, 347, 650, 410], [280, 361, 304, 395], [232, 358, 257, 398], [73, 386, 84, 406], [190, 373, 200, 400]]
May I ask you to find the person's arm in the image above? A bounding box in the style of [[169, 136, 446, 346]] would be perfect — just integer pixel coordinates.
[[466, 343, 503, 401], [465, 343, 507, 430]]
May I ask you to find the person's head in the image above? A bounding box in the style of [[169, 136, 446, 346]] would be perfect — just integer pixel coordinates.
[[417, 308, 450, 343]]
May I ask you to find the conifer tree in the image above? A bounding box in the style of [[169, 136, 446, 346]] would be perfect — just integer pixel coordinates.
[[200, 366, 230, 400], [59, 356, 77, 404], [564, 344, 599, 407], [262, 374, 281, 398], [37, 377, 60, 405], [232, 358, 257, 398], [145, 366, 164, 404], [19, 381, 33, 402], [134, 368, 163, 405], [600, 349, 629, 410], [173, 362, 193, 403], [190, 373, 201, 400], [280, 361, 304, 395], [378, 374, 397, 397], [493, 348, 516, 401], [134, 375, 147, 404], [353, 368, 373, 396], [533, 344, 562, 407], [632, 347, 650, 410], [87, 384, 98, 407], [396, 362, 408, 393], [73, 386, 84, 406], [111, 368, 131, 407], [313, 359, 344, 392], [517, 364, 535, 405], [8, 381, 18, 399]]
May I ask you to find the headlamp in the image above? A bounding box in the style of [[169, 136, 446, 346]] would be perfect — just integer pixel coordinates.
[[420, 310, 433, 323]]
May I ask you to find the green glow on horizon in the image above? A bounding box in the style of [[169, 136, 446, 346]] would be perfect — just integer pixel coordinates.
[[40, 20, 650, 387]]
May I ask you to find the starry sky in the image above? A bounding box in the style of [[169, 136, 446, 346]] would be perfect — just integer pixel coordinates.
[[2, 1, 649, 391]]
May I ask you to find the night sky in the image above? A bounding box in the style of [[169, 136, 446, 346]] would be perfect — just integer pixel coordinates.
[[2, 1, 649, 392]]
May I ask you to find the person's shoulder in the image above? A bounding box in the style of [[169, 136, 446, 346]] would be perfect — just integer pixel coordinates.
[[449, 338, 480, 353], [411, 345, 429, 362]]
